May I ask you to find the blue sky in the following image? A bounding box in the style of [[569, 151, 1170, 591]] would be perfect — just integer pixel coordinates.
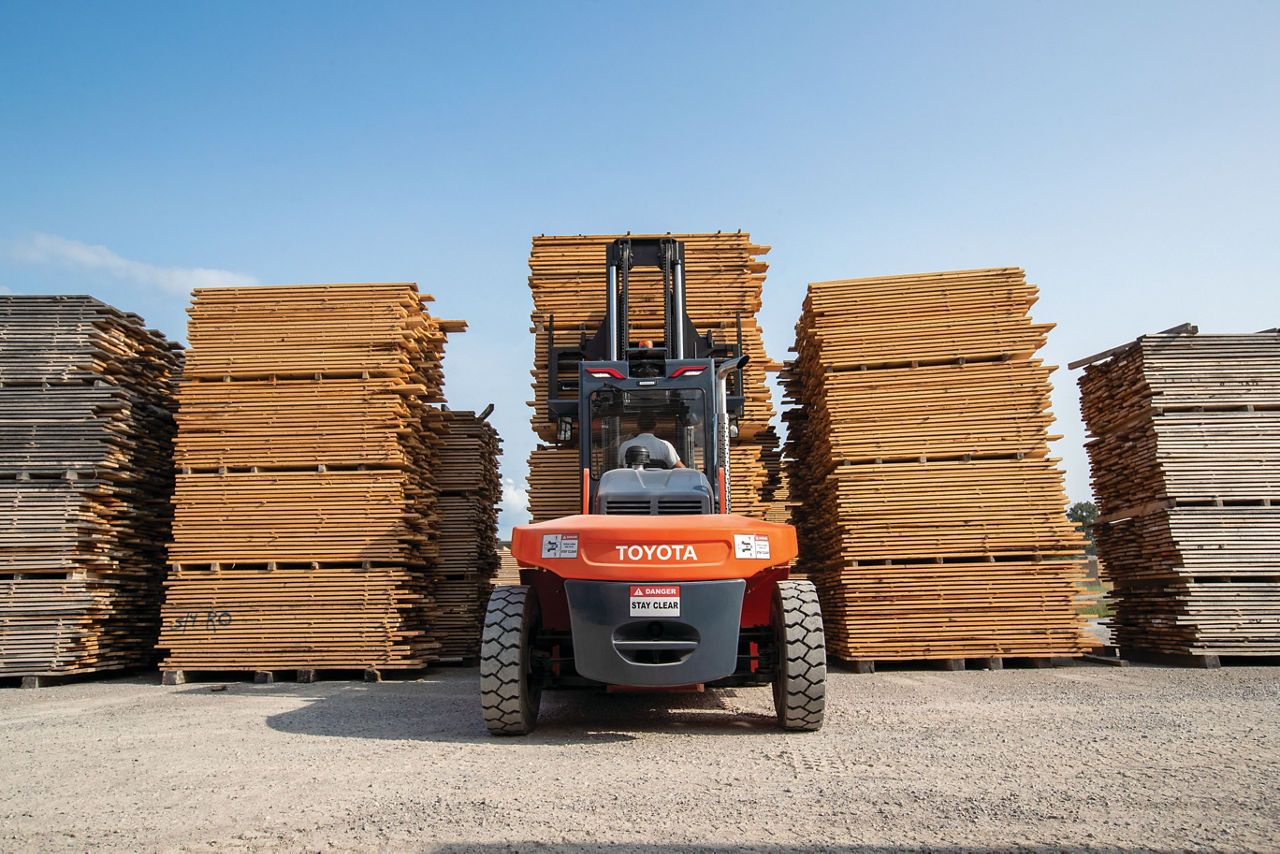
[[3, 1, 1278, 535]]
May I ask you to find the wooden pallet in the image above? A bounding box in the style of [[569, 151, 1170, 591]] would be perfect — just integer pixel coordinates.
[[783, 269, 1090, 660], [833, 655, 1068, 673], [158, 666, 426, 685]]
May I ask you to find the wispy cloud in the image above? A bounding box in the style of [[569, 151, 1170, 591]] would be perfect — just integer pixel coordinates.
[[0, 285, 14, 295], [5, 233, 258, 295], [498, 475, 530, 538], [501, 476, 530, 514]]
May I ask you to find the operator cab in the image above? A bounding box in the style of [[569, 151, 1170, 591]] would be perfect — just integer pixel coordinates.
[[590, 385, 715, 515]]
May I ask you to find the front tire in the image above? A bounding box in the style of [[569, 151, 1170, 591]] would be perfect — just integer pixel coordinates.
[[480, 585, 542, 735], [772, 579, 826, 731]]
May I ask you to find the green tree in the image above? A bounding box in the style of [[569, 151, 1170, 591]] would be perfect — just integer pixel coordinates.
[[1067, 501, 1098, 556]]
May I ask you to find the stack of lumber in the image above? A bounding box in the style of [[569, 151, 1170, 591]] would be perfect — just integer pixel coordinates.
[[158, 284, 465, 672], [526, 446, 582, 522], [494, 543, 520, 586], [764, 469, 792, 525], [0, 295, 181, 677], [525, 232, 783, 521], [783, 269, 1089, 662], [432, 410, 502, 659], [1078, 330, 1280, 658]]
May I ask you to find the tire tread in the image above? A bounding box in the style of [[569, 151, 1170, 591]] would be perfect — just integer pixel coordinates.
[[774, 579, 827, 731]]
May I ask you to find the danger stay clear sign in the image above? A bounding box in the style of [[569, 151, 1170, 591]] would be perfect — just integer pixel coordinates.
[[629, 585, 680, 617]]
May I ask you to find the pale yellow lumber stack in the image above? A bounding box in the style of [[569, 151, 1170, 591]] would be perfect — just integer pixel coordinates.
[[784, 268, 1089, 662], [158, 283, 464, 672]]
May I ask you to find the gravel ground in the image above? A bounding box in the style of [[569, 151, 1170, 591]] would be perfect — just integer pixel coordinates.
[[2, 663, 1278, 853]]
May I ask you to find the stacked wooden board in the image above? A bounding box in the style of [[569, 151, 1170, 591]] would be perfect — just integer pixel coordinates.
[[157, 284, 466, 673], [0, 295, 181, 677], [1077, 330, 1280, 658], [494, 543, 520, 586], [432, 410, 502, 659], [783, 269, 1090, 662], [525, 233, 783, 522]]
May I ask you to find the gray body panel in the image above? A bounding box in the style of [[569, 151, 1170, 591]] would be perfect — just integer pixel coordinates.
[[564, 579, 745, 686], [595, 468, 714, 515]]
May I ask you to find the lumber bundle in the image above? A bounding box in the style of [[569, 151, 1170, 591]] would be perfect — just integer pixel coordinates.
[[1078, 330, 1280, 657], [494, 543, 521, 586], [526, 447, 581, 522], [432, 411, 502, 659], [525, 233, 783, 521], [158, 283, 465, 672], [764, 470, 791, 525], [0, 295, 181, 677], [783, 269, 1089, 661]]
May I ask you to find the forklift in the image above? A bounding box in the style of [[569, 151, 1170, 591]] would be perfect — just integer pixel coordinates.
[[481, 237, 825, 734]]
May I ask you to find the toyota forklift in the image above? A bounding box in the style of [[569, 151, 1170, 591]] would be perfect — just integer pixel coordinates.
[[481, 237, 825, 734]]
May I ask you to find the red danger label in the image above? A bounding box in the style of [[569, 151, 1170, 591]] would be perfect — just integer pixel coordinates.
[[630, 586, 679, 597]]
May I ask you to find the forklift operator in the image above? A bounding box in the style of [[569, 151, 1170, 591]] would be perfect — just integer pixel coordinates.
[[617, 411, 686, 469]]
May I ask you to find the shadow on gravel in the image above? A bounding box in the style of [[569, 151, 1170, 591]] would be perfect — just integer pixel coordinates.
[[256, 669, 783, 744], [427, 846, 1175, 853]]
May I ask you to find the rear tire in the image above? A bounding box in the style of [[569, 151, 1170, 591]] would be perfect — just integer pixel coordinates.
[[772, 579, 826, 731], [480, 585, 542, 735]]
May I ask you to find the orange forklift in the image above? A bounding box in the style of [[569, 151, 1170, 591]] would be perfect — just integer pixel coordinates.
[[481, 237, 825, 734]]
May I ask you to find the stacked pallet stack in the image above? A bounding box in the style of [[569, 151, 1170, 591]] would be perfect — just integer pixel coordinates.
[[525, 232, 783, 522], [432, 410, 502, 659], [1077, 329, 1280, 660], [784, 269, 1089, 663], [0, 295, 181, 679], [157, 284, 465, 675]]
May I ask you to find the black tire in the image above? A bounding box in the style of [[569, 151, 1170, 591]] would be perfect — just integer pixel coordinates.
[[480, 585, 542, 735], [772, 579, 826, 731]]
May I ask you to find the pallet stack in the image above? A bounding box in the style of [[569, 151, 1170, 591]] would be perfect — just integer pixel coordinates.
[[0, 296, 181, 679], [157, 284, 466, 676], [1077, 329, 1280, 660], [525, 232, 782, 522], [432, 410, 502, 660], [783, 269, 1089, 663]]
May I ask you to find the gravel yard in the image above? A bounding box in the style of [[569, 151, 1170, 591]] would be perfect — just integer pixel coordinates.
[[2, 663, 1278, 852]]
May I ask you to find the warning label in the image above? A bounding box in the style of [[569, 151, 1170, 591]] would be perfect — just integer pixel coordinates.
[[733, 533, 771, 560], [541, 533, 579, 559], [629, 585, 681, 618]]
